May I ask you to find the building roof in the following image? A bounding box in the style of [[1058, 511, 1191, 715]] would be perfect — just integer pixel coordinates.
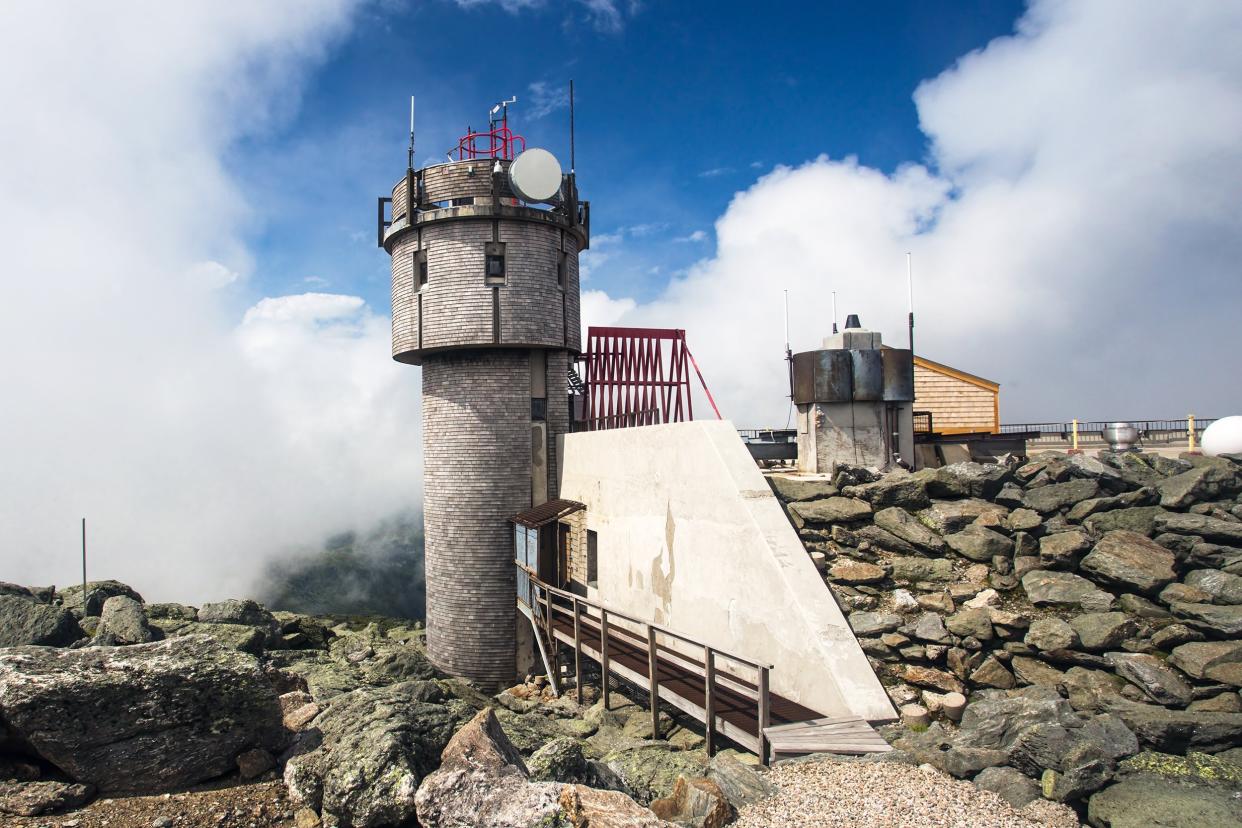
[[914, 355, 1000, 391], [509, 498, 586, 529]]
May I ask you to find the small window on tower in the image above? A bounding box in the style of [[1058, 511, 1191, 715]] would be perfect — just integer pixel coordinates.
[[484, 241, 506, 286], [414, 249, 428, 290], [586, 530, 598, 587], [557, 251, 567, 290]]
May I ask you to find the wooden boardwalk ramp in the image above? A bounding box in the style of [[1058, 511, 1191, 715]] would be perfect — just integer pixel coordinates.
[[518, 567, 890, 763]]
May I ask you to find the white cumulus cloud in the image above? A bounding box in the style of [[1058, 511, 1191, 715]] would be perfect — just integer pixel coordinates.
[[582, 0, 1242, 427], [0, 1, 426, 603]]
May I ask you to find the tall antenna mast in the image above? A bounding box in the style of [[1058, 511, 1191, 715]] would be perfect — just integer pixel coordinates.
[[569, 80, 576, 174], [81, 517, 87, 612], [783, 289, 790, 354], [407, 96, 416, 170], [783, 289, 793, 400], [831, 290, 838, 334], [906, 252, 914, 353]]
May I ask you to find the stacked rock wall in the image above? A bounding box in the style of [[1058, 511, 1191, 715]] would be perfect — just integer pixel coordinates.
[[768, 451, 1242, 807]]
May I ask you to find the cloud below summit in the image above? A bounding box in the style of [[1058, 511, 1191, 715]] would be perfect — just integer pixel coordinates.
[[0, 2, 420, 602], [582, 0, 1242, 427]]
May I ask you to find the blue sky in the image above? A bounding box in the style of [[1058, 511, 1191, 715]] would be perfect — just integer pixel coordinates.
[[5, 1, 1241, 599], [235, 0, 1023, 310]]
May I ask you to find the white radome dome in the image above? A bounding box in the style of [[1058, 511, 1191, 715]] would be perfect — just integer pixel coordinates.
[[1202, 415, 1242, 457]]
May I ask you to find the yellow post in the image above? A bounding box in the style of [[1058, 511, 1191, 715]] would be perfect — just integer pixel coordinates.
[[1071, 419, 1080, 453], [1189, 414, 1196, 453]]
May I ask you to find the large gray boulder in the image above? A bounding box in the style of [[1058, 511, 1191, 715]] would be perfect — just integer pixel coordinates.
[[413, 708, 669, 828], [285, 681, 461, 828], [1157, 458, 1242, 509], [1084, 506, 1169, 538], [929, 463, 1013, 500], [1088, 774, 1242, 827], [1071, 613, 1137, 652], [1185, 569, 1242, 605], [0, 635, 286, 793], [1156, 512, 1242, 546], [1080, 531, 1177, 595], [1109, 701, 1242, 753], [945, 525, 1013, 562], [889, 556, 955, 583], [1106, 653, 1193, 707], [788, 496, 871, 526], [1024, 479, 1100, 514], [1167, 641, 1242, 680], [0, 780, 95, 817], [1169, 601, 1242, 637], [601, 743, 709, 806], [766, 475, 837, 503], [1025, 617, 1080, 651], [955, 687, 1080, 752], [873, 507, 948, 554], [918, 499, 1009, 534], [58, 580, 142, 617], [842, 470, 934, 510], [1022, 569, 1104, 607], [0, 595, 83, 647], [972, 765, 1040, 809], [99, 594, 158, 644]]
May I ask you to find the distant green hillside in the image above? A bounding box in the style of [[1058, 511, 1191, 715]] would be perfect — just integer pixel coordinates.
[[260, 512, 425, 620]]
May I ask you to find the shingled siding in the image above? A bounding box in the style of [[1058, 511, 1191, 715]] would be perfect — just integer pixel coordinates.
[[390, 218, 580, 361], [915, 363, 997, 433], [421, 352, 531, 688]]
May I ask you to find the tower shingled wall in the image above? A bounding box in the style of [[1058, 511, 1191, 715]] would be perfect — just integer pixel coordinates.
[[385, 153, 587, 688]]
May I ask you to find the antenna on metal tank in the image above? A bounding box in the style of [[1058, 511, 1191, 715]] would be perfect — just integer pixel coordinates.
[[407, 96, 416, 170], [784, 289, 793, 401], [906, 252, 915, 353]]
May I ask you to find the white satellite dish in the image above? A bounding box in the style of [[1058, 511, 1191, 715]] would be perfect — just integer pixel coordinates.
[[508, 148, 563, 203]]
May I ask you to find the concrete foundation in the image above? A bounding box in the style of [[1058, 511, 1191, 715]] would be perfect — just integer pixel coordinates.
[[558, 420, 895, 722]]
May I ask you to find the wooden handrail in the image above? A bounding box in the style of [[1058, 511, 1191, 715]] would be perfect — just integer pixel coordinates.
[[524, 569, 773, 671], [518, 565, 775, 760]]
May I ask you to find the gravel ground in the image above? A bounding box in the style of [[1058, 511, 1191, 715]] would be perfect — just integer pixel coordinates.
[[734, 760, 1081, 828], [6, 778, 301, 828]]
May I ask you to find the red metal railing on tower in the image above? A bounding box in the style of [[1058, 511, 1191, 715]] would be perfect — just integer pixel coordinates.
[[580, 327, 722, 431], [452, 125, 526, 161]]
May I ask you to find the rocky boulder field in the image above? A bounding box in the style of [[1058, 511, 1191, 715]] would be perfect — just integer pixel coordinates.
[[770, 449, 1242, 825], [0, 581, 783, 828], [1, 449, 1240, 828]]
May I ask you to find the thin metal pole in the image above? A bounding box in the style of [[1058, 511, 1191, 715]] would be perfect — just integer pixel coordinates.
[[600, 610, 611, 709], [408, 95, 416, 170], [569, 80, 576, 174], [831, 290, 838, 334], [573, 599, 583, 705], [704, 647, 716, 756], [782, 289, 790, 354], [81, 518, 87, 612], [757, 666, 771, 765], [906, 252, 915, 353], [647, 626, 660, 739]]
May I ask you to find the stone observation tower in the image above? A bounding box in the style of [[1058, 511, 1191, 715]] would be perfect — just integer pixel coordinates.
[[379, 98, 589, 688]]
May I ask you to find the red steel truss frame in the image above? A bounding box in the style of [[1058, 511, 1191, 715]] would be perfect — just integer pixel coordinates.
[[581, 326, 722, 431]]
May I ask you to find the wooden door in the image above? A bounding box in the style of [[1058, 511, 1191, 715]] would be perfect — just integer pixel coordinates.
[[557, 523, 571, 588]]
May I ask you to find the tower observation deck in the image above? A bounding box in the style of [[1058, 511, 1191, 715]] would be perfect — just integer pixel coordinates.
[[379, 101, 589, 688]]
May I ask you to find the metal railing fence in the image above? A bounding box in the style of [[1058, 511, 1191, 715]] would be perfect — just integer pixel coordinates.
[[999, 418, 1216, 446]]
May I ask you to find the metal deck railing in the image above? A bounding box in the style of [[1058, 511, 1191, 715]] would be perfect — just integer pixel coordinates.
[[999, 418, 1215, 447]]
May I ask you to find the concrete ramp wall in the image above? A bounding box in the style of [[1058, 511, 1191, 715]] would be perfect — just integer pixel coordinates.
[[559, 420, 895, 722]]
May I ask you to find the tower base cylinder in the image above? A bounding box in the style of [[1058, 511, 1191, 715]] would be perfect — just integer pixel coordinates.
[[422, 350, 531, 688]]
